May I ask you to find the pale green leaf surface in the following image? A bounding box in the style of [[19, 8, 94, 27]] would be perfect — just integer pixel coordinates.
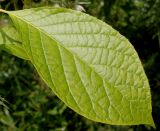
[[0, 25, 20, 45], [1, 7, 155, 127], [3, 43, 29, 60], [0, 25, 29, 60]]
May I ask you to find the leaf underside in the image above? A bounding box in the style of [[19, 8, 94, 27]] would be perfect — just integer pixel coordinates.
[[0, 7, 155, 127]]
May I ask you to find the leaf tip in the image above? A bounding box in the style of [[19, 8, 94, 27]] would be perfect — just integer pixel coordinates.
[[151, 121, 156, 129], [148, 116, 156, 129]]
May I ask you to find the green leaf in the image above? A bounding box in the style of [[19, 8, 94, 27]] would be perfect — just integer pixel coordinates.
[[0, 24, 20, 45], [0, 109, 16, 128], [0, 25, 29, 60], [0, 7, 155, 127]]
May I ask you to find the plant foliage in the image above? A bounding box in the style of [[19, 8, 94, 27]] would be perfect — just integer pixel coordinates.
[[0, 7, 155, 128]]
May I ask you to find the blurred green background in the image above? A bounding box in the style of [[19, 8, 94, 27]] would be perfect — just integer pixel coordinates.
[[0, 0, 160, 130]]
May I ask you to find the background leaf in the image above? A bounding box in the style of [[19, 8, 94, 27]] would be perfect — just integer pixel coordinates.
[[0, 25, 29, 60]]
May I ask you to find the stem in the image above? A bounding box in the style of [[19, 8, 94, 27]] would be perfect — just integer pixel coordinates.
[[0, 9, 7, 13]]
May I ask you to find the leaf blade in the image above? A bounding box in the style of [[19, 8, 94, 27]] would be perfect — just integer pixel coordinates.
[[1, 7, 155, 127]]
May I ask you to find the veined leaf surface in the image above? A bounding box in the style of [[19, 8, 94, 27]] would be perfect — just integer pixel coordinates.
[[0, 25, 28, 60], [0, 7, 155, 127]]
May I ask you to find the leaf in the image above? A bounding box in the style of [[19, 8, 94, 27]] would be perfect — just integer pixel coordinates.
[[0, 7, 155, 127], [0, 24, 20, 45], [0, 25, 29, 60], [0, 109, 16, 128]]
